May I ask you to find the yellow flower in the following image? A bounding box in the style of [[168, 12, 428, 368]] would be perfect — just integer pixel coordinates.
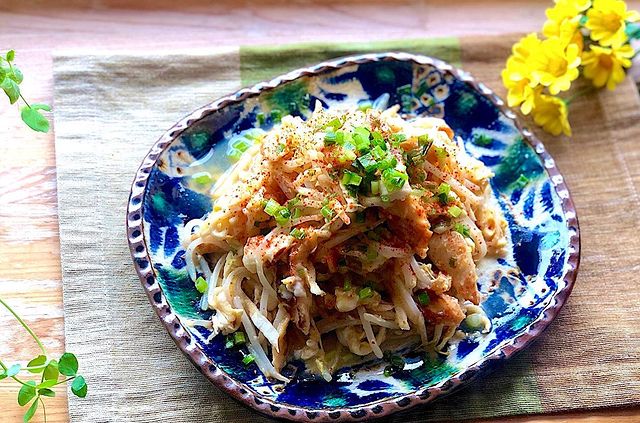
[[532, 93, 572, 136], [586, 0, 640, 47], [543, 0, 591, 47], [582, 43, 634, 89], [528, 37, 581, 94], [501, 34, 543, 114]]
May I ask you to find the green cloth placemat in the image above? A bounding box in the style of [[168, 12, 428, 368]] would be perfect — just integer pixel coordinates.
[[53, 36, 640, 422]]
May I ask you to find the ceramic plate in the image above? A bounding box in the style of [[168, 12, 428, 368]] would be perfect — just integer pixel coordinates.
[[127, 53, 580, 421]]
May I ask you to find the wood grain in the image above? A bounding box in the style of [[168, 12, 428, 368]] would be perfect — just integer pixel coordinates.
[[0, 1, 638, 422]]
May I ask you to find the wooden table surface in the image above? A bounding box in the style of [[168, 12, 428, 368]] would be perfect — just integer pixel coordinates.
[[1, 1, 639, 422]]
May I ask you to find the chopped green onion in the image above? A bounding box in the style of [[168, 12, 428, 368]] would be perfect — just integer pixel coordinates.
[[225, 336, 235, 349], [192, 171, 213, 185], [230, 135, 253, 152], [391, 133, 406, 147], [382, 168, 408, 192], [242, 354, 256, 365], [437, 183, 451, 205], [195, 276, 208, 294], [393, 133, 407, 143], [377, 155, 398, 171], [383, 366, 393, 377], [270, 109, 282, 123], [343, 278, 352, 291], [287, 197, 300, 208], [338, 146, 357, 163], [357, 100, 373, 112], [275, 207, 291, 226], [234, 332, 246, 345], [434, 146, 448, 159], [256, 112, 265, 125], [326, 118, 341, 130], [292, 208, 301, 219], [264, 199, 291, 225], [371, 145, 386, 160], [380, 194, 390, 202], [352, 128, 371, 153], [371, 131, 384, 147], [335, 131, 345, 144], [226, 148, 243, 162], [321, 205, 334, 221], [448, 205, 463, 218], [463, 314, 485, 332], [417, 292, 430, 305], [454, 223, 471, 238], [358, 287, 373, 300], [264, 199, 282, 216], [357, 153, 378, 173], [418, 134, 431, 146], [276, 143, 285, 154], [325, 130, 337, 145], [370, 180, 380, 195], [290, 228, 306, 239], [342, 170, 363, 186]]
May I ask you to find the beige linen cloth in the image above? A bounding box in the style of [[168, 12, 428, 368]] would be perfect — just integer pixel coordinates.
[[53, 35, 640, 423]]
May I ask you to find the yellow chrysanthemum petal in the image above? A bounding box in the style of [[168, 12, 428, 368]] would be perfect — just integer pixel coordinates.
[[586, 0, 634, 47], [532, 93, 572, 136], [527, 37, 581, 94], [581, 43, 634, 90]]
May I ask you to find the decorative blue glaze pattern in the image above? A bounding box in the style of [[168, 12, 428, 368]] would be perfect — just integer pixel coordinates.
[[135, 56, 577, 419]]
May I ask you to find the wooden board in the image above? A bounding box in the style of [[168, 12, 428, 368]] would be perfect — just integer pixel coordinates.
[[1, 1, 639, 421]]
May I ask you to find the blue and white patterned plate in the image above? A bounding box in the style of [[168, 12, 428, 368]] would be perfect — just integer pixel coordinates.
[[127, 53, 580, 422]]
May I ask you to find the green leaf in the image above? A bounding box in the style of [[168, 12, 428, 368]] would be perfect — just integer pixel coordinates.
[[38, 388, 55, 398], [20, 106, 50, 133], [37, 379, 58, 389], [6, 50, 15, 62], [43, 360, 59, 381], [71, 375, 87, 398], [0, 371, 6, 381], [7, 65, 23, 84], [7, 363, 22, 377], [58, 353, 78, 376], [23, 397, 38, 422], [1, 78, 20, 104], [18, 381, 37, 406], [27, 355, 47, 374], [31, 102, 51, 111]]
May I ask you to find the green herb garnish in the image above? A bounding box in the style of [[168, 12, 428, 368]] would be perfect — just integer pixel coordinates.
[[1, 50, 52, 132], [0, 296, 87, 422], [195, 276, 208, 293], [342, 170, 363, 187], [448, 205, 463, 218], [417, 292, 430, 305], [290, 228, 306, 239], [454, 223, 471, 238], [358, 287, 373, 300]]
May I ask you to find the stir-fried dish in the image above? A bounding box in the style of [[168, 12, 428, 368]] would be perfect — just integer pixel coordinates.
[[182, 104, 507, 382]]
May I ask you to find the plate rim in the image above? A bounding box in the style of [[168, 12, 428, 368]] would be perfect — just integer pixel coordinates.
[[126, 52, 581, 422]]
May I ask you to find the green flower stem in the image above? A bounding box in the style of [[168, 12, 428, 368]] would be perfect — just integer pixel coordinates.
[[563, 86, 596, 106], [23, 364, 49, 371], [39, 397, 47, 421], [0, 296, 47, 356]]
